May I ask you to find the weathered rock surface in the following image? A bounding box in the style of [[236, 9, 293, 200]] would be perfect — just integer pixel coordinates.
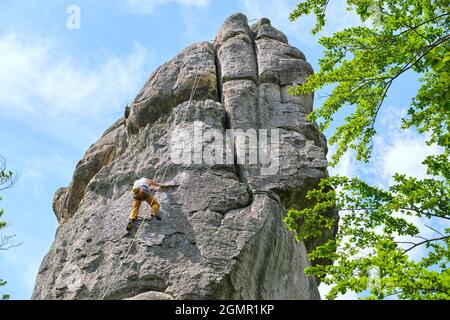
[[33, 13, 336, 300]]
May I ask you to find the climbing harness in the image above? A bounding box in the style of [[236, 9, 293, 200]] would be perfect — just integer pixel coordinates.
[[132, 185, 154, 198]]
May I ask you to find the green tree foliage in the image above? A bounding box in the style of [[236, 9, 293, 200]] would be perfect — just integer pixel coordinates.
[[0, 156, 16, 300], [285, 0, 450, 299]]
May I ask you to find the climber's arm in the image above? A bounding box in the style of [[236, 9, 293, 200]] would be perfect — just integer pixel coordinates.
[[146, 179, 161, 188]]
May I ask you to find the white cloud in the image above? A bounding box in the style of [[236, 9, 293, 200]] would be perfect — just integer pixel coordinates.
[[0, 32, 152, 149], [371, 105, 442, 185], [126, 0, 209, 14], [328, 148, 356, 178], [326, 105, 442, 186], [382, 136, 440, 181], [0, 33, 147, 117]]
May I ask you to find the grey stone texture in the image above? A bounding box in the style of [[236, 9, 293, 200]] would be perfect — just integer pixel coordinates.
[[33, 13, 336, 300]]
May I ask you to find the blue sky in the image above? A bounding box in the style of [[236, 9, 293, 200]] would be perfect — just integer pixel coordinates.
[[0, 0, 444, 300]]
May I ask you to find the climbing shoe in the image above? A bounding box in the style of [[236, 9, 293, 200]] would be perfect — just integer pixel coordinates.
[[151, 213, 162, 221], [126, 219, 134, 231]]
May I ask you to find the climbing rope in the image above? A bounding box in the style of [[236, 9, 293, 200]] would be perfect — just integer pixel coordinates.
[[99, 54, 204, 300]]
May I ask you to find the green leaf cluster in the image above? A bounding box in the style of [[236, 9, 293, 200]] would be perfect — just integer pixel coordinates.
[[286, 0, 450, 299]]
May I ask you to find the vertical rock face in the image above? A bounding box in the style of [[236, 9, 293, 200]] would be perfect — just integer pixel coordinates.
[[33, 13, 336, 300]]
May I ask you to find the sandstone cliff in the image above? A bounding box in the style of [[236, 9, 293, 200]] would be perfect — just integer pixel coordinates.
[[32, 13, 335, 300]]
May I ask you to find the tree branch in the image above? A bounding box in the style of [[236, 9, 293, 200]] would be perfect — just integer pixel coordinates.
[[0, 234, 20, 251], [403, 236, 450, 253], [400, 207, 450, 221], [372, 12, 450, 50]]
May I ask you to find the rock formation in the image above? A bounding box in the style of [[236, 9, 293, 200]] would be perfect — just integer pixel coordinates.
[[32, 13, 336, 300]]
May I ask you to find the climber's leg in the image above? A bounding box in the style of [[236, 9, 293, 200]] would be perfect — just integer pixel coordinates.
[[129, 198, 142, 221], [127, 194, 143, 231], [146, 195, 161, 220]]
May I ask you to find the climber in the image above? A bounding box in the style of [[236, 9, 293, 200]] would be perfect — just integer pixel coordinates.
[[127, 177, 162, 231]]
